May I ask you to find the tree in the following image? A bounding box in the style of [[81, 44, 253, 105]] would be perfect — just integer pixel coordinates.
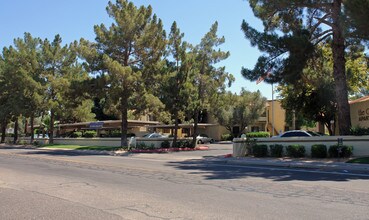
[[0, 34, 44, 144], [161, 21, 194, 147], [279, 43, 368, 135], [41, 35, 84, 144], [242, 0, 369, 135], [345, 0, 369, 40], [11, 33, 44, 143], [190, 22, 234, 146], [212, 90, 266, 137], [86, 0, 166, 147]]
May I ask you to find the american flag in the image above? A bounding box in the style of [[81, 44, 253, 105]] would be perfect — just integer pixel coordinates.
[[256, 72, 271, 85]]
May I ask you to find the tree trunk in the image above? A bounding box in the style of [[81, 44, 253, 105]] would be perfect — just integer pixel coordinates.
[[13, 117, 18, 144], [172, 111, 179, 148], [332, 0, 351, 135], [192, 110, 199, 147], [50, 110, 54, 144], [120, 98, 128, 148], [1, 121, 6, 143], [30, 115, 34, 143], [24, 118, 28, 135]]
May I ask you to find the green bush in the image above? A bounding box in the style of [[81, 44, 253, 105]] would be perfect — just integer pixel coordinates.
[[70, 131, 82, 138], [161, 140, 171, 148], [350, 126, 369, 136], [18, 140, 28, 145], [175, 140, 193, 148], [269, 144, 284, 157], [110, 130, 121, 137], [311, 144, 327, 158], [135, 142, 155, 150], [328, 145, 353, 158], [252, 144, 268, 157], [286, 145, 305, 158], [221, 133, 234, 141], [33, 140, 40, 146], [83, 130, 97, 138], [246, 132, 270, 138]]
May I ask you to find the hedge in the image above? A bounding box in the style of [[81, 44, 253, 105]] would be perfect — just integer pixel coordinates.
[[311, 144, 327, 158], [286, 145, 305, 158], [328, 145, 353, 158], [83, 130, 97, 138], [252, 144, 268, 157], [246, 132, 270, 138], [269, 144, 284, 157]]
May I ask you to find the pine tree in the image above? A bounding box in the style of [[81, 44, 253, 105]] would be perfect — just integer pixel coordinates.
[[41, 35, 83, 144], [242, 0, 369, 135], [88, 0, 166, 147], [161, 21, 194, 147], [190, 22, 234, 146]]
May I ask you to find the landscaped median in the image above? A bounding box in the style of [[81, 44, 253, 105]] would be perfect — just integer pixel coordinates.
[[39, 144, 209, 154]]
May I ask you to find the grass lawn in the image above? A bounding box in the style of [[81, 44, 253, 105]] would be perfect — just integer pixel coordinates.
[[346, 157, 369, 164], [41, 144, 124, 151]]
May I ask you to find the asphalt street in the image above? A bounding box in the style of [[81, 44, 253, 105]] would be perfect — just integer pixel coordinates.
[[1, 144, 369, 219]]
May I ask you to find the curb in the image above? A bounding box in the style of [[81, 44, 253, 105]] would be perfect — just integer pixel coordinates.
[[219, 158, 369, 172]]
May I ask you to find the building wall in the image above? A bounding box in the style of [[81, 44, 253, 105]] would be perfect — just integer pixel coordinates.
[[266, 100, 286, 135]]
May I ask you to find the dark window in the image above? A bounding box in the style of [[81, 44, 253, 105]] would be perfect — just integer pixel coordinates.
[[281, 131, 309, 137]]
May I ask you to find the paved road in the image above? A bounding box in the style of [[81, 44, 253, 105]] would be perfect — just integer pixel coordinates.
[[1, 145, 369, 219]]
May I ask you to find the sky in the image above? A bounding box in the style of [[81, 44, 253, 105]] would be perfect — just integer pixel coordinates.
[[0, 0, 276, 100]]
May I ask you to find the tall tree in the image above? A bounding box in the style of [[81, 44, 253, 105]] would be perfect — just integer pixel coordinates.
[[86, 0, 166, 147], [279, 43, 368, 135], [242, 0, 369, 135], [190, 22, 234, 146], [0, 35, 43, 143], [41, 35, 83, 144], [12, 33, 44, 143], [161, 21, 194, 147]]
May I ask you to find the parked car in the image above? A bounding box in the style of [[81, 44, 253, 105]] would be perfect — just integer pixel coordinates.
[[274, 130, 314, 138], [142, 133, 167, 138], [196, 134, 214, 144]]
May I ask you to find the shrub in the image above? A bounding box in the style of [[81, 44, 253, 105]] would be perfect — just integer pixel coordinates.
[[83, 130, 97, 138], [135, 142, 155, 150], [110, 130, 121, 137], [161, 140, 171, 148], [175, 140, 193, 148], [252, 144, 268, 157], [246, 132, 270, 138], [269, 144, 284, 157], [350, 126, 369, 136], [286, 145, 305, 158], [221, 133, 234, 141], [328, 145, 353, 158], [18, 140, 28, 145], [33, 140, 40, 146], [311, 144, 327, 158], [70, 131, 82, 138]]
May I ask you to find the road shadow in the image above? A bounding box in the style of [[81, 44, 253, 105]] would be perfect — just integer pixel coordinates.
[[166, 157, 369, 182]]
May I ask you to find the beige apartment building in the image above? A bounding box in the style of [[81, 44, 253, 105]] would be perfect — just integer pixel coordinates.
[[47, 96, 369, 140]]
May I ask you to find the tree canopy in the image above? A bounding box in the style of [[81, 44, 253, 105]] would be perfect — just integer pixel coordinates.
[[242, 0, 369, 135]]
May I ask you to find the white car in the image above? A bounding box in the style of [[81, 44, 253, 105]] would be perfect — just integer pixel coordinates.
[[142, 133, 167, 138], [196, 134, 214, 144]]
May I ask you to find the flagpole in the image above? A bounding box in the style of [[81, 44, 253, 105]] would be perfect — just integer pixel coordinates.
[[272, 83, 274, 136]]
